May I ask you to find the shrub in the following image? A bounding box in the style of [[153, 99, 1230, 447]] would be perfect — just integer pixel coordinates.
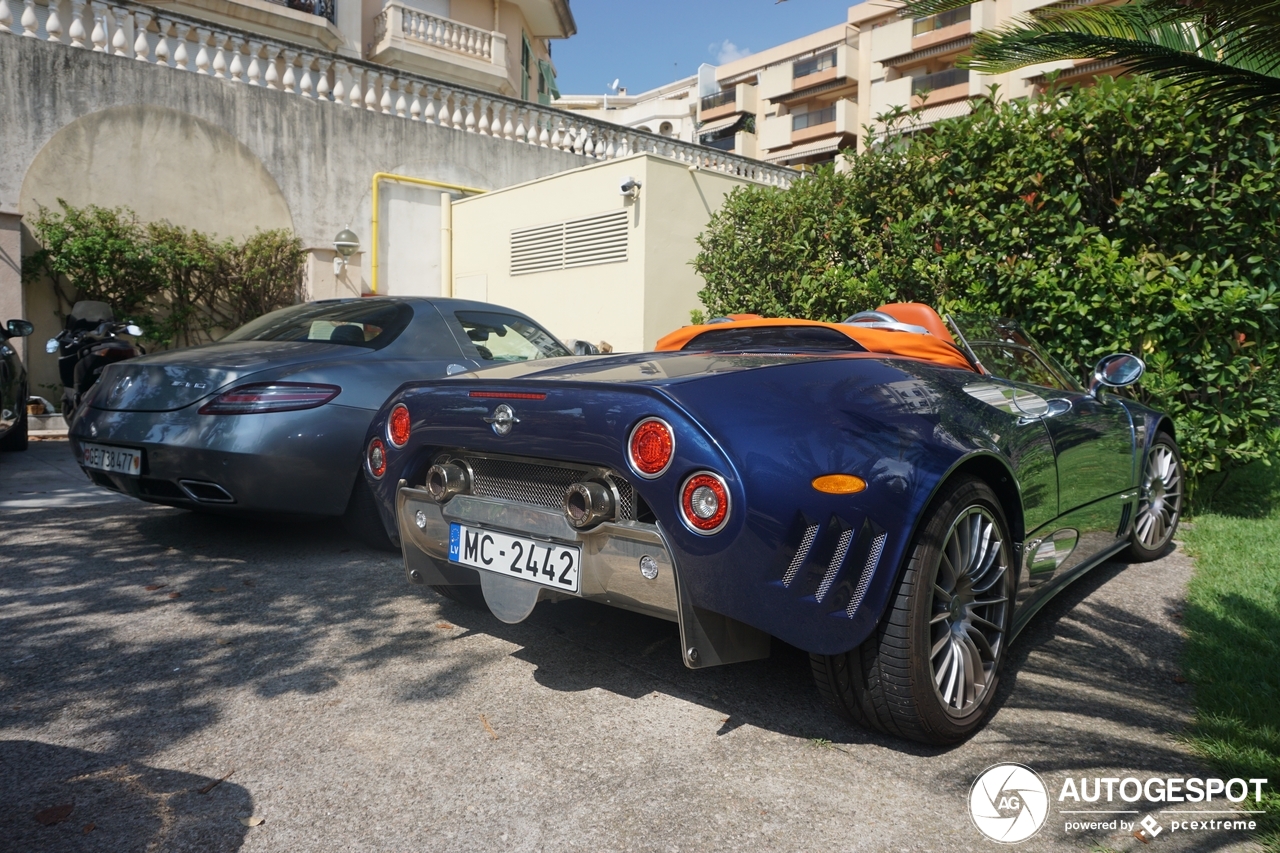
[[693, 76, 1280, 484], [24, 201, 306, 349]]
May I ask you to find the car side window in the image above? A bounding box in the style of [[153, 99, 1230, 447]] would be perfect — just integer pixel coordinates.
[[971, 344, 1066, 391]]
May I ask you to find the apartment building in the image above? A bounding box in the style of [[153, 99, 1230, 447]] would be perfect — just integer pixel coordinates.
[[579, 1, 1120, 168], [137, 0, 576, 99], [557, 77, 699, 142]]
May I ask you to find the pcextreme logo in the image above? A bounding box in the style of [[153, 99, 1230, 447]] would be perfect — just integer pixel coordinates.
[[968, 765, 1270, 845]]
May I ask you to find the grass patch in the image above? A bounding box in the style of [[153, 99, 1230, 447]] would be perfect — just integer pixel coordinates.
[[1182, 461, 1280, 852]]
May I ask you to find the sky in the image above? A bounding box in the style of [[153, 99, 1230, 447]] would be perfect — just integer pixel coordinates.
[[552, 0, 862, 96]]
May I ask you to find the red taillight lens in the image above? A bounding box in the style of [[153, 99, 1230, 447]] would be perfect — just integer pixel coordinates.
[[680, 472, 730, 534], [629, 417, 674, 478], [368, 438, 387, 478], [388, 404, 411, 447], [198, 383, 341, 415]]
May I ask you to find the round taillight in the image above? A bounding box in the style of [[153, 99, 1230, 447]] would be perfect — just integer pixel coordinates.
[[388, 404, 411, 447], [680, 472, 730, 534], [368, 438, 387, 478], [628, 417, 674, 478]]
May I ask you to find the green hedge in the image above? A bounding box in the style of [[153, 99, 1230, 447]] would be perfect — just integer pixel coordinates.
[[693, 76, 1280, 484], [24, 201, 306, 349]]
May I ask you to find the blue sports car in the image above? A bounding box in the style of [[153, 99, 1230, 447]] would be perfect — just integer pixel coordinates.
[[363, 304, 1182, 744]]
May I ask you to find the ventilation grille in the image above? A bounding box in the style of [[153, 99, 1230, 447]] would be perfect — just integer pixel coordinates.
[[816, 528, 854, 603], [511, 211, 628, 275], [458, 454, 636, 522], [783, 523, 820, 587], [845, 532, 887, 617]]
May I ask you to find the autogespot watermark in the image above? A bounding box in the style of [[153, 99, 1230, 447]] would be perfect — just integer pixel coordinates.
[[967, 764, 1270, 845]]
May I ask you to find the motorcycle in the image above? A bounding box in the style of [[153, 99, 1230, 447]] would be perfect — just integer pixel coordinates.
[[46, 301, 146, 423]]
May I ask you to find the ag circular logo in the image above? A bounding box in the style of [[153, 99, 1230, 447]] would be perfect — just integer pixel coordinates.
[[969, 763, 1050, 843]]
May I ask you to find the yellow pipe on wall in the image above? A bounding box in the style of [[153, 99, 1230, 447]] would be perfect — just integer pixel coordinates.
[[370, 172, 486, 295]]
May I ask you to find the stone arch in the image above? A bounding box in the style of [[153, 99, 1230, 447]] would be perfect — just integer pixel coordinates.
[[20, 105, 293, 238]]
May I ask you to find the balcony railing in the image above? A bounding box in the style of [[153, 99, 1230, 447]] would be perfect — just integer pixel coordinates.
[[267, 0, 335, 25], [794, 49, 836, 79], [3, 0, 798, 187], [700, 89, 736, 112], [391, 6, 493, 61], [913, 6, 970, 36], [792, 104, 836, 131], [912, 67, 969, 95]]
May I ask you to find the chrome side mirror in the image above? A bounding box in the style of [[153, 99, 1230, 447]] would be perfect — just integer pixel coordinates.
[[125, 324, 144, 337], [1089, 353, 1145, 397], [45, 338, 60, 354]]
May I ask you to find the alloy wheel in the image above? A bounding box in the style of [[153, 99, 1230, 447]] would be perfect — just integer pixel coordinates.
[[930, 506, 1010, 717], [1135, 444, 1182, 550]]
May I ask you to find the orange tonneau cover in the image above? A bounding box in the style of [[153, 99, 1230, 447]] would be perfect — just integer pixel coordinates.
[[654, 317, 975, 372]]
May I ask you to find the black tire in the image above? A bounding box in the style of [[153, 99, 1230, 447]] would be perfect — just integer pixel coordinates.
[[342, 475, 398, 552], [0, 396, 28, 452], [429, 582, 487, 609], [811, 476, 1015, 745], [1127, 432, 1183, 562]]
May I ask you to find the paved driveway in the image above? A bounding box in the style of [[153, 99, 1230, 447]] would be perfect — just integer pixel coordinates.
[[0, 442, 1260, 852]]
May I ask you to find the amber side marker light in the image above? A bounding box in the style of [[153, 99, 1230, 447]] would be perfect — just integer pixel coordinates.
[[812, 475, 867, 495]]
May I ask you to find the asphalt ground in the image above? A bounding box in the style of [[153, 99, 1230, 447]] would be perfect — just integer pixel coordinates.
[[0, 441, 1262, 852]]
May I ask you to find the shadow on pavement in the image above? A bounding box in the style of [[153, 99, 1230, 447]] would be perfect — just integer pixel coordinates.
[[0, 501, 1198, 777], [0, 739, 251, 852]]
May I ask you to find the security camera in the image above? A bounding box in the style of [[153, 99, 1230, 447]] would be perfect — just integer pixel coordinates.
[[620, 177, 641, 198]]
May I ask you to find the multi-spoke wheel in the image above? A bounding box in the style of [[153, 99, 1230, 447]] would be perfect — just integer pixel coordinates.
[[1128, 432, 1183, 561], [811, 476, 1014, 745]]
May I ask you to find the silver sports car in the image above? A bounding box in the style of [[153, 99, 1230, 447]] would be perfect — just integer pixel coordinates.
[[69, 297, 571, 546]]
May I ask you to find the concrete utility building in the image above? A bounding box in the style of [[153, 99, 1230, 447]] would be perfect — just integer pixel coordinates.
[[450, 154, 756, 352]]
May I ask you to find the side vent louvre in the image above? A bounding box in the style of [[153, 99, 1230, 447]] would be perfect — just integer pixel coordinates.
[[845, 531, 887, 617], [511, 211, 628, 276], [783, 522, 820, 587], [816, 528, 854, 603]]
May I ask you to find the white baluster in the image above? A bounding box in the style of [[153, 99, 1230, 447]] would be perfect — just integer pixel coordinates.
[[193, 27, 212, 74], [513, 109, 527, 144], [280, 50, 297, 93], [538, 116, 550, 147], [364, 72, 378, 110], [228, 38, 244, 81], [89, 2, 107, 49], [330, 61, 347, 103], [394, 80, 407, 117], [45, 0, 63, 42], [132, 10, 150, 59], [20, 0, 36, 37], [409, 83, 422, 120], [0, 0, 12, 35], [422, 85, 437, 124], [263, 47, 279, 89], [172, 23, 190, 68], [462, 95, 476, 132], [348, 67, 363, 107], [213, 35, 231, 78], [315, 58, 331, 100], [379, 73, 393, 113], [246, 40, 263, 85], [549, 119, 563, 149], [476, 98, 490, 136], [299, 54, 315, 97], [110, 5, 129, 55], [450, 93, 464, 128], [605, 132, 616, 160], [153, 17, 171, 64], [501, 105, 515, 140], [68, 0, 91, 47]]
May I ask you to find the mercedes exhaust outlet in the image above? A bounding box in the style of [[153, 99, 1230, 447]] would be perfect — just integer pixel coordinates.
[[563, 481, 615, 528]]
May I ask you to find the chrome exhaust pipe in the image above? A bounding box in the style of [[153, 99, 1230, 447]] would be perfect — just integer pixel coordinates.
[[564, 481, 615, 529], [426, 462, 471, 504]]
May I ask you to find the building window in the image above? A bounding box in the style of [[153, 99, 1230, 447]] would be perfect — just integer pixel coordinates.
[[793, 104, 836, 131], [521, 36, 532, 100], [794, 49, 837, 79], [913, 6, 971, 36], [700, 89, 736, 111]]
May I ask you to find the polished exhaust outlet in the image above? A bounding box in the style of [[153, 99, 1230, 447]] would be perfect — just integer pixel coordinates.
[[564, 481, 616, 529], [426, 462, 471, 504]]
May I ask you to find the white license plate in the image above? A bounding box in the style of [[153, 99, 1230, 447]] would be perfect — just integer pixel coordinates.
[[81, 442, 142, 476], [448, 523, 580, 593]]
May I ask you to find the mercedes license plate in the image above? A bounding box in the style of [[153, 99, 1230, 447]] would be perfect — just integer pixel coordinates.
[[448, 523, 580, 593], [81, 442, 142, 476]]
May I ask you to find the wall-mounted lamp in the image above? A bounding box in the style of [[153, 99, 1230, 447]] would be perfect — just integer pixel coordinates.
[[333, 227, 360, 275]]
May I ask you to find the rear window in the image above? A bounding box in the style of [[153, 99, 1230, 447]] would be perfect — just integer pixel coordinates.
[[681, 326, 867, 353], [221, 300, 414, 350], [454, 311, 570, 362]]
